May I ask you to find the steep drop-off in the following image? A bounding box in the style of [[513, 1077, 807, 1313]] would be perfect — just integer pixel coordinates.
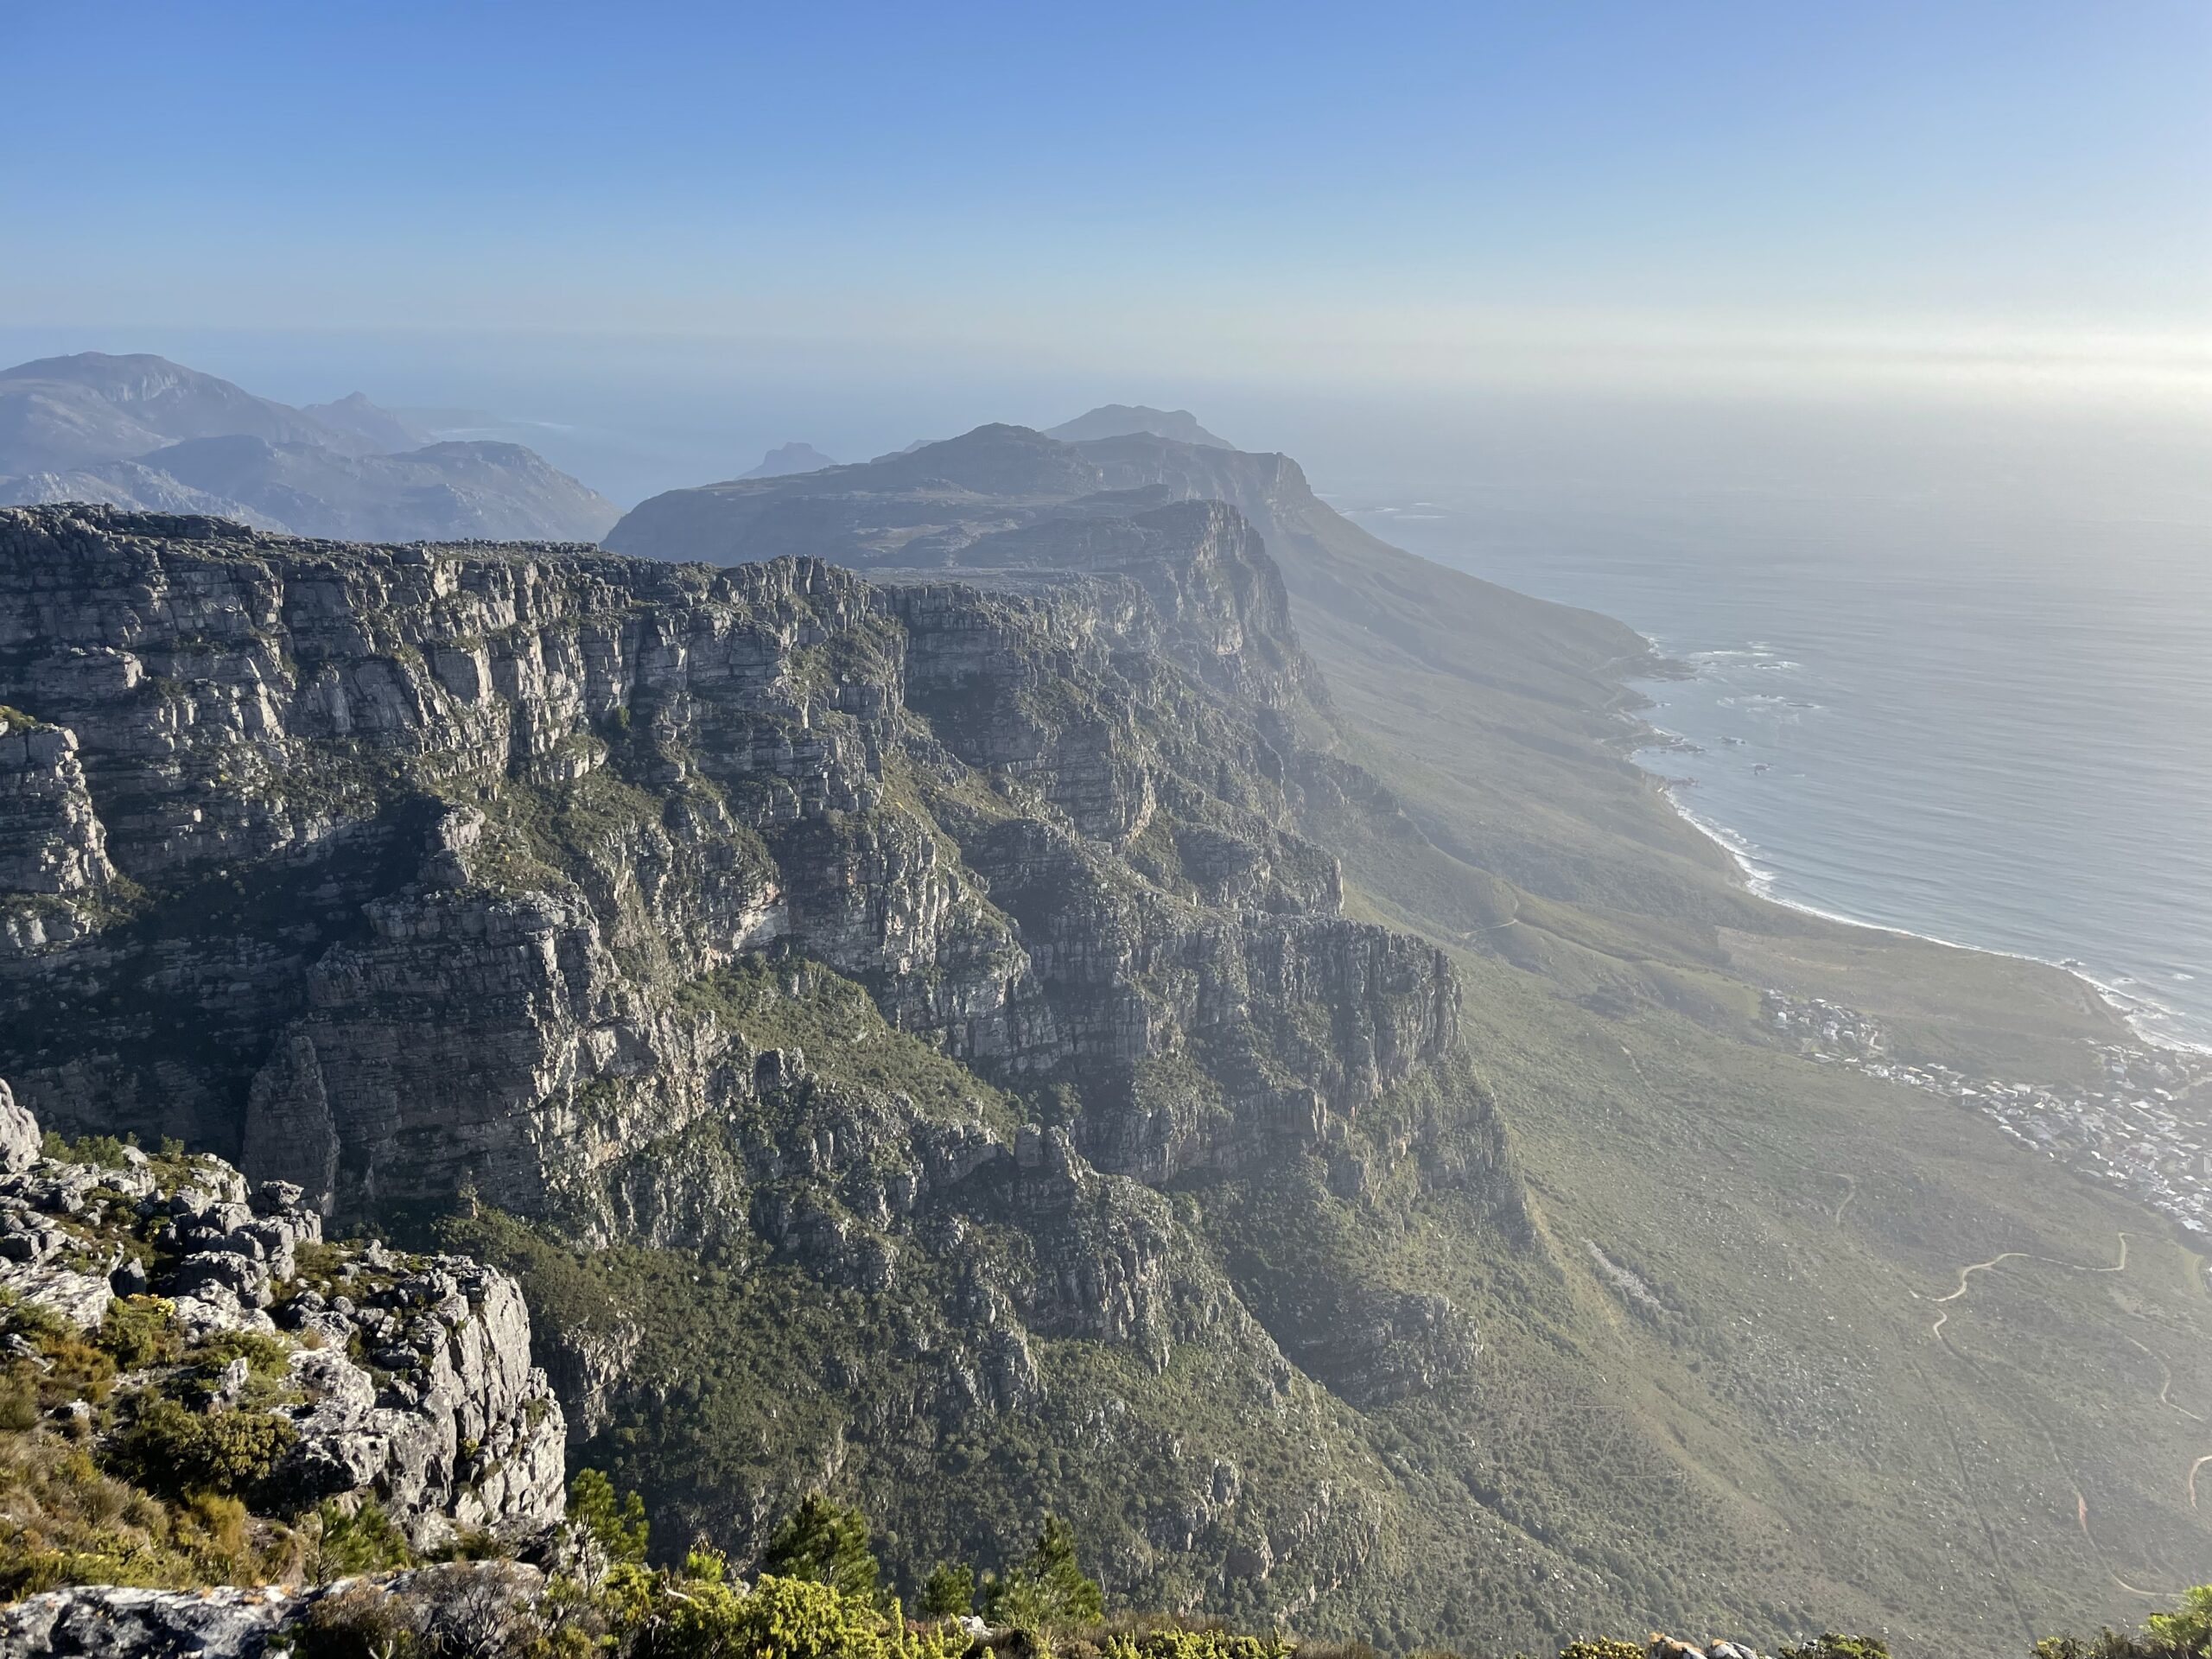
[[0, 503, 1527, 1627]]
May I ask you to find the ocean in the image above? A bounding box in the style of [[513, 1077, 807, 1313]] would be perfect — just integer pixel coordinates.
[[1345, 460, 2212, 1052]]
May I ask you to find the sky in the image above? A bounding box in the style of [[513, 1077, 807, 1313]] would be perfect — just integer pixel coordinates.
[[3, 1, 2208, 495]]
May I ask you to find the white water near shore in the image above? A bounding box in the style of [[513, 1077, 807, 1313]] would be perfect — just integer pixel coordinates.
[[1346, 461, 2212, 1052]]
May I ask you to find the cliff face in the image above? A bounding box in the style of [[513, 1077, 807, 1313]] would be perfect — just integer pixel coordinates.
[[0, 503, 1517, 1614]]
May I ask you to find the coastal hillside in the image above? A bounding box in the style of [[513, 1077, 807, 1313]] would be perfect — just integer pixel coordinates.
[[606, 430, 2212, 1654], [0, 484, 2204, 1655]]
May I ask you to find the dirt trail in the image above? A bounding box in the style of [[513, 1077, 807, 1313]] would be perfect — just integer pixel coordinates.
[[1929, 1232, 2130, 1332], [2190, 1455, 2212, 1511], [1927, 1230, 2188, 1599], [1827, 1172, 1857, 1226], [2122, 1333, 2202, 1423]]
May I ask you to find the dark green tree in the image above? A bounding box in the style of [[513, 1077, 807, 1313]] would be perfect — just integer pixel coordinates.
[[982, 1515, 1102, 1633], [762, 1492, 880, 1604], [920, 1562, 975, 1618]]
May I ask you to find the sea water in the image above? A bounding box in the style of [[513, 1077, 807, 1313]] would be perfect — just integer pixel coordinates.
[[1353, 468, 2212, 1051]]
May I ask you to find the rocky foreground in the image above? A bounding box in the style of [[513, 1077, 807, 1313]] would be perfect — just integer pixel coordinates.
[[0, 1074, 565, 1577]]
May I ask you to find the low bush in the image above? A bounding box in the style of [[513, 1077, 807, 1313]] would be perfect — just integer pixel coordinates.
[[315, 1499, 416, 1580], [1102, 1630, 1293, 1659], [105, 1395, 295, 1501], [98, 1296, 181, 1370]]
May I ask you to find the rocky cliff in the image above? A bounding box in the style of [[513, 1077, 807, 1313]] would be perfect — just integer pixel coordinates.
[[0, 502, 1520, 1618]]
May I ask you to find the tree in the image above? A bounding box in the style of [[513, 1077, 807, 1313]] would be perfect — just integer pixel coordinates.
[[563, 1465, 652, 1618], [982, 1515, 1103, 1635], [568, 1467, 650, 1566], [2147, 1586, 2212, 1658], [920, 1563, 975, 1618], [762, 1493, 880, 1605]]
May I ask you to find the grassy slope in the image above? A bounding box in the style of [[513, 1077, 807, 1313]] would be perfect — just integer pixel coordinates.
[[1267, 490, 2212, 1651]]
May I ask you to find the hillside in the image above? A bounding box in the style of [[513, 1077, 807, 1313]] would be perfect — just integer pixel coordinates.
[[602, 429, 2212, 1652]]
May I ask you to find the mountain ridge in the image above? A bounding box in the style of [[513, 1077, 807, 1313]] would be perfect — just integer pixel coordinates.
[[0, 353, 619, 543]]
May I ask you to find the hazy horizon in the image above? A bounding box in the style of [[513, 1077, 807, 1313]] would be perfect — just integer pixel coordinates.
[[8, 2, 2208, 510]]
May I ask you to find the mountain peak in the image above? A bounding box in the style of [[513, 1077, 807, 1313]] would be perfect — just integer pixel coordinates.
[[739, 441, 840, 480], [1046, 404, 1232, 449]]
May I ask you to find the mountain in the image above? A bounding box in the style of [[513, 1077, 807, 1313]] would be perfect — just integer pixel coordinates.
[[1046, 404, 1233, 448], [2, 474, 2201, 1655], [0, 457, 284, 529], [602, 429, 2209, 1652], [0, 352, 352, 471], [140, 434, 621, 542], [0, 353, 620, 543], [302, 388, 434, 453], [740, 441, 841, 480]]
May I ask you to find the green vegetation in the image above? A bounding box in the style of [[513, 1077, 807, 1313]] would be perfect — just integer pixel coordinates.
[[106, 1396, 296, 1503], [677, 957, 1020, 1136], [920, 1563, 975, 1618], [979, 1516, 1104, 1637], [763, 1494, 883, 1605], [313, 1499, 417, 1578]]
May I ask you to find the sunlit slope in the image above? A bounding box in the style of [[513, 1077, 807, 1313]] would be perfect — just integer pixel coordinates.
[[604, 421, 2202, 1651]]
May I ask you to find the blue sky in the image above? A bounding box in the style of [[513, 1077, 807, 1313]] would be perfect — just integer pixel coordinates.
[[4, 0, 2207, 435]]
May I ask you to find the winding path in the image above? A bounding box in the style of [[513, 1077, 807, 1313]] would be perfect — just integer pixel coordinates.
[[1827, 1172, 1857, 1226], [1924, 1230, 2183, 1599]]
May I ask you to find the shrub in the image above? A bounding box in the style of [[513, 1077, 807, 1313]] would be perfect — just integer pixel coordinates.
[[569, 1466, 650, 1566], [1780, 1640, 1890, 1659], [98, 1296, 181, 1370], [315, 1499, 416, 1580], [415, 1561, 549, 1658], [2147, 1587, 2212, 1657], [3, 1298, 115, 1408], [1103, 1632, 1293, 1659], [650, 1572, 887, 1659], [106, 1395, 295, 1501], [1559, 1644, 1643, 1659], [292, 1581, 418, 1659], [0, 1374, 40, 1431], [180, 1491, 250, 1559]]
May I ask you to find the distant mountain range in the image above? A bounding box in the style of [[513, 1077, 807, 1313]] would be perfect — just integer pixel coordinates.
[[0, 353, 620, 542]]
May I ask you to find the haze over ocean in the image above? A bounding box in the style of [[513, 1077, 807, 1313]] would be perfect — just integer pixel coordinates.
[[1350, 398, 2212, 1050]]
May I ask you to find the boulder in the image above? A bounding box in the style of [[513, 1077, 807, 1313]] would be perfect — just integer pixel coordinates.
[[0, 1077, 40, 1173]]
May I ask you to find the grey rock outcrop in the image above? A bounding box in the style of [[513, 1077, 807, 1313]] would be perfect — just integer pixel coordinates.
[[0, 505, 1493, 1237], [0, 1084, 566, 1548], [0, 1582, 299, 1658], [0, 1077, 39, 1173], [0, 501, 1516, 1616], [0, 1564, 555, 1659]]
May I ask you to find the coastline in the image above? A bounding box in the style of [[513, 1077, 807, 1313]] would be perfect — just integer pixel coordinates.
[[1645, 764, 2212, 1060]]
